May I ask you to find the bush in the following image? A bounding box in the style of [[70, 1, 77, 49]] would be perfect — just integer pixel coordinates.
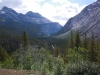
[[53, 56, 64, 75], [67, 47, 88, 62], [63, 61, 100, 75], [2, 57, 14, 69], [0, 45, 9, 61]]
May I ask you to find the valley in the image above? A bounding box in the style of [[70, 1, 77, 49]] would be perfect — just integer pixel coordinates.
[[0, 0, 100, 75]]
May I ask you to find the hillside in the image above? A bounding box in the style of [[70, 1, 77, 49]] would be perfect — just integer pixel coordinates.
[[54, 0, 100, 39]]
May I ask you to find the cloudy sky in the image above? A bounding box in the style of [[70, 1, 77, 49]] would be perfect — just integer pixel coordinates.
[[0, 0, 96, 26]]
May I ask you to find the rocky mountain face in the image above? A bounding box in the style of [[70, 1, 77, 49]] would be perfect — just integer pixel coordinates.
[[55, 0, 100, 39], [0, 6, 62, 37], [26, 11, 52, 24]]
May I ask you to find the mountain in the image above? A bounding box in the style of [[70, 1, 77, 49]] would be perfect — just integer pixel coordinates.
[[26, 11, 52, 24], [54, 0, 100, 39], [0, 6, 62, 37]]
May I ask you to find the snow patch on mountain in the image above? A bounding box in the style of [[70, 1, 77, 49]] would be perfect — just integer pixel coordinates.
[[0, 10, 6, 14]]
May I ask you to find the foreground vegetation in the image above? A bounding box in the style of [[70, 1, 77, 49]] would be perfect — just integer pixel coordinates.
[[0, 30, 100, 75]]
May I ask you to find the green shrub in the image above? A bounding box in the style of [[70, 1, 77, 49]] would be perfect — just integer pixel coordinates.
[[2, 57, 14, 69], [63, 61, 100, 75], [67, 47, 88, 63], [53, 56, 64, 75]]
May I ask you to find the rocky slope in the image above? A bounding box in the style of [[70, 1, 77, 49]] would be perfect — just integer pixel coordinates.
[[55, 0, 100, 39]]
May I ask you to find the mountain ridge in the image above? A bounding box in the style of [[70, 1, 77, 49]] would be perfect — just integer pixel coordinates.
[[0, 6, 62, 37], [54, 0, 100, 39]]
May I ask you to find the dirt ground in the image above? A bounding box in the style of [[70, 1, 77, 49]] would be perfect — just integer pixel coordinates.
[[0, 69, 40, 75]]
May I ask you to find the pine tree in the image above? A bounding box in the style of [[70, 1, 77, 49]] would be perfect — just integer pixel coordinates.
[[89, 31, 96, 62], [82, 33, 88, 60], [75, 31, 80, 51], [68, 31, 74, 49], [96, 38, 100, 63], [44, 42, 49, 50], [21, 30, 30, 50], [82, 33, 88, 49], [54, 45, 60, 57]]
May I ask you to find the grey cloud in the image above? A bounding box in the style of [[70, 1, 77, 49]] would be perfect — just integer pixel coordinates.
[[0, 0, 22, 9]]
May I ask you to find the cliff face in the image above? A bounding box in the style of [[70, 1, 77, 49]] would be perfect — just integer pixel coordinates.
[[56, 0, 100, 39]]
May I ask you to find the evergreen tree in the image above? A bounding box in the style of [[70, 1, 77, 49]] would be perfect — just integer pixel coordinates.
[[82, 33, 88, 49], [63, 47, 68, 64], [75, 31, 80, 51], [68, 31, 74, 49], [21, 30, 30, 50], [89, 31, 96, 62], [96, 38, 100, 63], [54, 45, 60, 57], [81, 33, 89, 60], [44, 42, 49, 50]]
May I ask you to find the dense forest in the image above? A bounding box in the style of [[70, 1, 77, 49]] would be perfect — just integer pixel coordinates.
[[0, 30, 100, 75]]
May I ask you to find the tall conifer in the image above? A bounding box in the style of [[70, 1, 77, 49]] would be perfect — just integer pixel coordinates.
[[68, 31, 74, 49], [21, 30, 30, 50], [54, 45, 60, 57], [75, 31, 80, 51], [96, 38, 100, 63], [82, 33, 88, 49], [89, 31, 96, 62]]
